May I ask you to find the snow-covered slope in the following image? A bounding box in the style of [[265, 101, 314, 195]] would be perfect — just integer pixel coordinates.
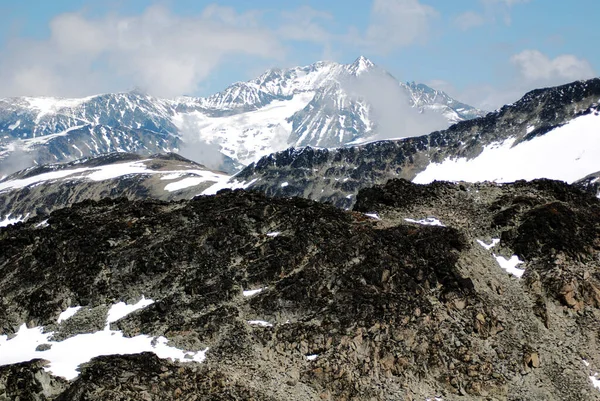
[[413, 111, 600, 184], [0, 57, 485, 173], [0, 153, 231, 222], [234, 78, 600, 209]]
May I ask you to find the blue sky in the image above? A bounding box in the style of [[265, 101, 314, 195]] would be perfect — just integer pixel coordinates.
[[0, 0, 597, 108]]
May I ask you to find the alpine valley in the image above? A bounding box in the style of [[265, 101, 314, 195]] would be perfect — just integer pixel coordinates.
[[1, 55, 600, 401]]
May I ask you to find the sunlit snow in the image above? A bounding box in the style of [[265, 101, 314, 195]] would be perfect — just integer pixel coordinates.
[[200, 178, 257, 196], [106, 297, 154, 325], [0, 214, 25, 227], [477, 239, 500, 250], [243, 288, 265, 297], [414, 113, 600, 184], [591, 373, 600, 391], [57, 306, 82, 323], [247, 320, 273, 327], [405, 217, 445, 227], [164, 177, 212, 192], [364, 213, 381, 220], [0, 297, 208, 380], [172, 92, 315, 165], [494, 254, 525, 278], [0, 160, 230, 195]]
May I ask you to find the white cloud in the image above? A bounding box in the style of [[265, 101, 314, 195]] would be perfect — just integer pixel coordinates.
[[343, 70, 448, 140], [0, 5, 283, 98], [279, 6, 333, 44], [454, 11, 486, 30], [484, 0, 531, 6], [445, 50, 597, 110], [457, 0, 530, 30], [482, 0, 532, 25], [510, 50, 596, 83], [362, 0, 438, 54]]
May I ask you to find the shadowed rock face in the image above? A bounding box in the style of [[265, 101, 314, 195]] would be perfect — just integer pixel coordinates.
[[1, 180, 600, 400]]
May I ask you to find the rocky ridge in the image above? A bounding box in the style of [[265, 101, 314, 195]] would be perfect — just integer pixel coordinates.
[[0, 153, 230, 221], [236, 78, 600, 208], [1, 178, 600, 400]]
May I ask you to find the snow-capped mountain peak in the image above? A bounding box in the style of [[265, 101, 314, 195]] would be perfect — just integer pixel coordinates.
[[0, 57, 487, 173], [346, 55, 375, 76]]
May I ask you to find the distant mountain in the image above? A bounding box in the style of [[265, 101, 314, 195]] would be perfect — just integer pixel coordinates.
[[0, 57, 485, 174], [574, 171, 600, 198], [235, 78, 600, 208], [0, 153, 231, 223], [2, 78, 597, 222]]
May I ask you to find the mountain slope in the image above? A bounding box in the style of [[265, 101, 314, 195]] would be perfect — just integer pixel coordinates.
[[0, 57, 485, 173], [1, 179, 600, 400], [235, 78, 600, 208], [0, 153, 231, 222]]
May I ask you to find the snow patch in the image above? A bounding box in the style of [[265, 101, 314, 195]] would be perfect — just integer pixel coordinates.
[[405, 217, 445, 227], [57, 306, 82, 323], [477, 238, 500, 250], [364, 213, 380, 220], [494, 254, 525, 278], [591, 373, 600, 391], [0, 160, 230, 194], [306, 354, 318, 361], [200, 178, 257, 196], [106, 296, 155, 325], [0, 298, 207, 380], [266, 232, 280, 237], [0, 214, 25, 227], [247, 320, 273, 327], [164, 177, 206, 192], [280, 182, 289, 187], [243, 288, 265, 297], [35, 219, 49, 228]]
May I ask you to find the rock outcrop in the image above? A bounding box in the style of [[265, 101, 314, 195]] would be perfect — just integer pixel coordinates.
[[1, 179, 600, 400]]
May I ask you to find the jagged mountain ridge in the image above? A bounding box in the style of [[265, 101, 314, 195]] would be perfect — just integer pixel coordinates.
[[1, 179, 600, 399], [1, 77, 597, 222], [235, 78, 600, 208], [0, 56, 485, 172]]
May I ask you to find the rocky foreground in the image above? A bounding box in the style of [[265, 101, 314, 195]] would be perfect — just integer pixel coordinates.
[[1, 179, 600, 400]]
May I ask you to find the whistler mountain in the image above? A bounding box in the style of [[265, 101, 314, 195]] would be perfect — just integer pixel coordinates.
[[0, 56, 485, 175]]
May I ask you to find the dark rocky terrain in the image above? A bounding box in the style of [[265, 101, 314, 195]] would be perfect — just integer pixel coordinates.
[[1, 178, 600, 400], [575, 171, 600, 198]]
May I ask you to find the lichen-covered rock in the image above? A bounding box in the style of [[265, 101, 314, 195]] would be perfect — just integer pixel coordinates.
[[1, 181, 600, 400]]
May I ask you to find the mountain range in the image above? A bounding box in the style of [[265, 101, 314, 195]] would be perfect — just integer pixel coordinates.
[[1, 56, 600, 400], [0, 77, 598, 222], [0, 56, 485, 176]]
